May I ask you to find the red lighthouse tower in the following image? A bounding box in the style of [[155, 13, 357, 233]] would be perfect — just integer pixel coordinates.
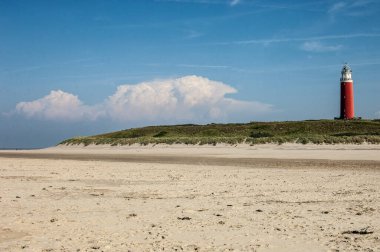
[[340, 64, 355, 119]]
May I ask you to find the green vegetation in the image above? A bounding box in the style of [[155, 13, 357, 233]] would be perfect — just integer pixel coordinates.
[[59, 120, 380, 146]]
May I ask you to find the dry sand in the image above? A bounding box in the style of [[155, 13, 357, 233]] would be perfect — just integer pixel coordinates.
[[0, 144, 379, 251]]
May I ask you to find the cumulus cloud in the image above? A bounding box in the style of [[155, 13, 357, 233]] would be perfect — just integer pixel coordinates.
[[15, 90, 104, 121], [15, 76, 273, 123], [301, 41, 343, 52]]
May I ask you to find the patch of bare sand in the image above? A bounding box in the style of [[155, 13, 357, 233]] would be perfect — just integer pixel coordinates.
[[30, 143, 380, 161], [0, 229, 28, 243], [0, 154, 379, 251]]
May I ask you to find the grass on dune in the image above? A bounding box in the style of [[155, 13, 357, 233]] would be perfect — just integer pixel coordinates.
[[59, 120, 380, 146]]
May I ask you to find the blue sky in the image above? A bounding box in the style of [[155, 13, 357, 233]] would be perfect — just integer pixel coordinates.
[[1, 0, 380, 148]]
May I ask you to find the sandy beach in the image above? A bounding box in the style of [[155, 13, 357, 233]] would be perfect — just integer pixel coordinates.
[[0, 144, 379, 251]]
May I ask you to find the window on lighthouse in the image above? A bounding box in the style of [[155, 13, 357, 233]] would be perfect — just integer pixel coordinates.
[[344, 71, 351, 80]]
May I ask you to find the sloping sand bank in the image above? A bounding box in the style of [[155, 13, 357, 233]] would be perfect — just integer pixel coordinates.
[[0, 144, 379, 251]]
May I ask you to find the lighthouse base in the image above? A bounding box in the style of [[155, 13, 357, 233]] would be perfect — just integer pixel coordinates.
[[334, 116, 362, 120]]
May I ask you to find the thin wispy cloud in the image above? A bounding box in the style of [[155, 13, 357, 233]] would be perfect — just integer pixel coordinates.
[[327, 0, 378, 17], [238, 59, 380, 74], [301, 41, 343, 52], [211, 33, 380, 46], [143, 58, 380, 75], [157, 0, 325, 11], [155, 0, 235, 5], [224, 59, 380, 74], [251, 2, 325, 12], [141, 63, 230, 69], [230, 0, 240, 6], [101, 8, 274, 31], [183, 29, 203, 39], [351, 0, 376, 7], [177, 64, 230, 69], [328, 2, 347, 14], [101, 1, 327, 33]]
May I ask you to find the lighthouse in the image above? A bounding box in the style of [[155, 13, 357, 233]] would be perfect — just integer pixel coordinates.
[[340, 63, 355, 119]]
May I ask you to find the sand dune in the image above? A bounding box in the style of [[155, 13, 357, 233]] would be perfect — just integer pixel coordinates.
[[0, 144, 379, 251]]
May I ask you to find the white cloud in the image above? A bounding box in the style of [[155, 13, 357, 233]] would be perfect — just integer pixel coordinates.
[[328, 2, 347, 14], [213, 33, 380, 46], [301, 41, 343, 52], [230, 0, 240, 6], [105, 75, 272, 122], [184, 29, 203, 39], [15, 90, 103, 121], [328, 0, 377, 17], [15, 76, 273, 123], [375, 111, 380, 118], [157, 0, 240, 5]]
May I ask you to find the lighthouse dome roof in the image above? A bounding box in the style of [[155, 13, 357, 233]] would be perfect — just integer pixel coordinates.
[[342, 63, 352, 73]]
